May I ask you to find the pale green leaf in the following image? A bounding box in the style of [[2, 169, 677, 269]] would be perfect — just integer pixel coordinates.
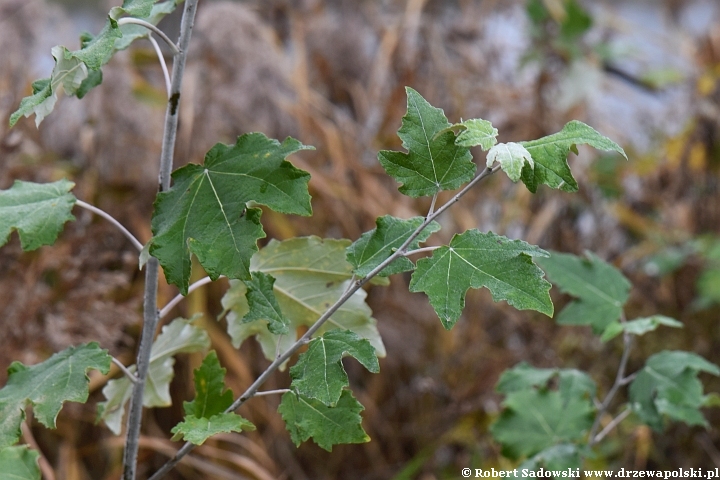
[[9, 79, 55, 128], [0, 179, 76, 251], [222, 237, 386, 365], [519, 120, 627, 193], [0, 446, 41, 480], [630, 350, 719, 431], [487, 142, 534, 182], [0, 343, 111, 448], [378, 87, 475, 197], [491, 365, 595, 460], [536, 251, 630, 333], [601, 315, 683, 342], [151, 133, 312, 294], [51, 46, 88, 96], [242, 272, 290, 335], [170, 413, 255, 445], [290, 330, 379, 406], [346, 216, 440, 278], [452, 118, 498, 150], [278, 390, 369, 451], [409, 230, 552, 329], [97, 317, 210, 435], [184, 351, 233, 418]]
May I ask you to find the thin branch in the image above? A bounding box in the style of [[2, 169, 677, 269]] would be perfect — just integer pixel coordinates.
[[147, 165, 500, 480], [116, 18, 180, 55], [75, 200, 143, 252], [159, 276, 214, 320], [123, 2, 200, 479], [112, 357, 139, 384], [21, 421, 56, 480], [148, 35, 172, 97], [403, 246, 441, 256], [592, 407, 632, 444], [253, 389, 290, 397]]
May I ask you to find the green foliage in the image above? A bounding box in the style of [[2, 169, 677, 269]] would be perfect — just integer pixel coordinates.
[[629, 351, 720, 431], [600, 315, 683, 342], [410, 230, 553, 329], [9, 0, 181, 127], [290, 330, 379, 406], [448, 118, 498, 150], [242, 272, 290, 335], [0, 179, 76, 251], [0, 445, 41, 480], [150, 133, 313, 294], [278, 390, 369, 452], [519, 121, 627, 193], [97, 317, 210, 435], [346, 215, 440, 278], [537, 251, 631, 332], [221, 237, 385, 363], [487, 142, 534, 183], [0, 343, 111, 448], [491, 364, 596, 460], [378, 87, 475, 197], [171, 352, 254, 445]]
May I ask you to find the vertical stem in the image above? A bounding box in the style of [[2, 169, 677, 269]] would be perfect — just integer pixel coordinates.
[[122, 1, 200, 479]]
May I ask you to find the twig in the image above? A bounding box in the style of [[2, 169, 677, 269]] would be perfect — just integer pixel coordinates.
[[122, 2, 200, 479], [112, 357, 139, 384], [588, 325, 633, 447], [75, 200, 143, 252], [116, 18, 180, 55], [147, 165, 499, 480], [21, 421, 56, 480], [592, 407, 631, 444], [159, 276, 214, 320]]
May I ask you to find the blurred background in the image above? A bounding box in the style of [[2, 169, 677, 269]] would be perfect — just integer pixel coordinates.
[[1, 0, 720, 478]]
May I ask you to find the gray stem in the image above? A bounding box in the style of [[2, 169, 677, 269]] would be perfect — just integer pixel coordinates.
[[147, 165, 499, 480], [122, 1, 199, 479]]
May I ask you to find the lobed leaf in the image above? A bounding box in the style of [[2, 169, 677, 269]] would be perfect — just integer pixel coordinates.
[[0, 445, 41, 480], [97, 317, 210, 435], [221, 237, 386, 365], [629, 350, 720, 431], [170, 351, 254, 445], [346, 216, 440, 278], [150, 133, 313, 294], [452, 118, 498, 150], [487, 142, 534, 183], [601, 315, 683, 342], [242, 272, 290, 335], [409, 230, 552, 329], [0, 179, 76, 251], [491, 365, 596, 460], [536, 251, 631, 333], [519, 120, 627, 193], [378, 87, 475, 197], [0, 343, 111, 448], [290, 330, 379, 407], [278, 390, 369, 452]]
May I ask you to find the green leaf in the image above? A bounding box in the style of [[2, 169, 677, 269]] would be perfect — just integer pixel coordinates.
[[491, 365, 596, 460], [629, 350, 720, 431], [76, 70, 103, 99], [0, 343, 111, 448], [487, 142, 534, 182], [97, 317, 210, 435], [290, 330, 379, 406], [242, 272, 290, 335], [536, 251, 631, 333], [8, 79, 55, 127], [519, 121, 627, 193], [378, 87, 475, 197], [601, 315, 683, 342], [170, 351, 255, 445], [170, 413, 255, 445], [519, 444, 581, 474], [221, 237, 386, 364], [0, 179, 76, 251], [151, 133, 313, 294], [346, 216, 440, 278], [409, 230, 552, 329], [0, 446, 41, 480], [278, 390, 369, 451], [451, 118, 498, 150]]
